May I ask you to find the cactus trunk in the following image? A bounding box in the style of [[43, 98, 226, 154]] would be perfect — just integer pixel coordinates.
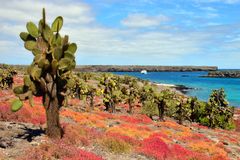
[[90, 94, 94, 111], [177, 103, 183, 125], [128, 99, 133, 114], [111, 102, 116, 113], [45, 92, 63, 138], [157, 101, 165, 121], [104, 101, 110, 111]]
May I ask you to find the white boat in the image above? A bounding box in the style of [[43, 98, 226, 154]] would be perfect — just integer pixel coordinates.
[[140, 70, 147, 74]]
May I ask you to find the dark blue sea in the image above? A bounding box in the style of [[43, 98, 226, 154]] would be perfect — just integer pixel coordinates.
[[113, 71, 240, 107]]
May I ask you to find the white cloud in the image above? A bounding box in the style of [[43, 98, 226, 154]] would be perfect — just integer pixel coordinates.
[[200, 6, 217, 11], [0, 0, 94, 24], [0, 0, 95, 64], [60, 25, 211, 61], [206, 13, 219, 18], [0, 0, 239, 67], [0, 23, 24, 36], [121, 13, 169, 28], [0, 41, 18, 52]]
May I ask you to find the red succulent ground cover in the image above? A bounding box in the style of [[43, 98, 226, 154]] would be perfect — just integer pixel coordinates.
[[0, 95, 46, 125], [234, 108, 240, 131], [137, 136, 210, 160], [18, 140, 103, 160], [0, 76, 240, 159]]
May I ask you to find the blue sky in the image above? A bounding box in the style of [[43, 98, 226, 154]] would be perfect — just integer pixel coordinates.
[[0, 0, 240, 68]]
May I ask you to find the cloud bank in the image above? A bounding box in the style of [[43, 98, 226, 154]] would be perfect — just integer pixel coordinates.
[[0, 0, 239, 68]]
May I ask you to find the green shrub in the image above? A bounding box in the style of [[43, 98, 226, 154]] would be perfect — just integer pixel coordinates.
[[100, 138, 132, 154], [141, 100, 158, 118], [199, 117, 210, 126], [195, 89, 234, 129]]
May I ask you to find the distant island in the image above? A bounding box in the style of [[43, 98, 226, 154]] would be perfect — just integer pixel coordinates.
[[205, 70, 240, 78], [75, 65, 218, 72]]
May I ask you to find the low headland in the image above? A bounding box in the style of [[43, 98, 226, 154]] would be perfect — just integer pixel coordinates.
[[75, 65, 218, 72], [204, 70, 240, 78], [2, 64, 218, 72]]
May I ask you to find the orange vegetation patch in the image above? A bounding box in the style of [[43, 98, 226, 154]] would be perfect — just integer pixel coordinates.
[[60, 109, 107, 128], [107, 123, 152, 139], [118, 114, 152, 124], [95, 111, 116, 120], [188, 141, 229, 159], [157, 120, 189, 132]]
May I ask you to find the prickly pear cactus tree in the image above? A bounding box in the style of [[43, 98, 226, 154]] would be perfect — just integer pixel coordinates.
[[122, 79, 139, 114], [154, 89, 174, 121], [140, 85, 157, 119], [174, 95, 190, 124], [139, 84, 155, 103], [206, 88, 234, 129], [0, 68, 15, 90], [100, 74, 121, 113], [187, 97, 199, 122], [85, 84, 99, 112], [12, 8, 77, 138]]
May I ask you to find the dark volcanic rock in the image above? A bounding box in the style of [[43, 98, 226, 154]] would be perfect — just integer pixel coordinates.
[[0, 137, 14, 148], [173, 85, 195, 94], [204, 71, 240, 78]]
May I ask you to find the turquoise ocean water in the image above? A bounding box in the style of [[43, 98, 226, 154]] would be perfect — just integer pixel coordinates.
[[113, 71, 240, 107]]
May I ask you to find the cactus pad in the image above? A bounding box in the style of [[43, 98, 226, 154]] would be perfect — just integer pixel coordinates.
[[26, 22, 39, 38], [51, 16, 63, 32], [11, 99, 23, 112]]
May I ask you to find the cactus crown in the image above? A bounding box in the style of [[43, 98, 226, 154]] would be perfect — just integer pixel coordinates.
[[12, 8, 77, 112]]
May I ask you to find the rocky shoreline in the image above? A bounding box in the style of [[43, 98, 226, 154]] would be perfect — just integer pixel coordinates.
[[173, 84, 195, 94], [154, 83, 194, 94]]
